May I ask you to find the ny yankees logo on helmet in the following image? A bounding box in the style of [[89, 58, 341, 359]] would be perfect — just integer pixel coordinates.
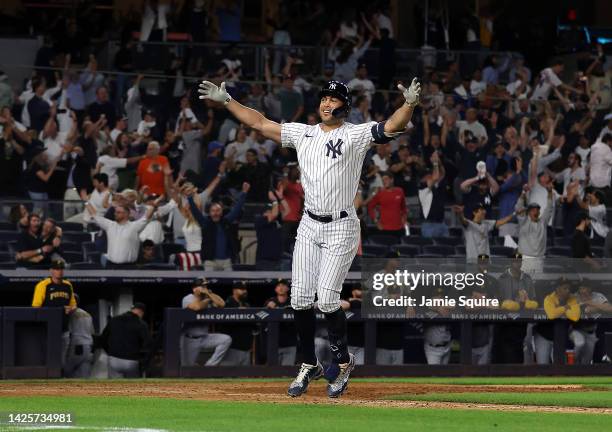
[[329, 82, 337, 90], [325, 139, 343, 159]]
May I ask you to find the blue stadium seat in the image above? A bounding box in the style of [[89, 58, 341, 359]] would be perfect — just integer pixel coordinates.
[[0, 231, 20, 243], [547, 246, 571, 257], [392, 245, 420, 257], [402, 236, 434, 246], [433, 237, 463, 247], [362, 244, 389, 257], [490, 246, 516, 257], [369, 234, 401, 247], [422, 245, 454, 256], [0, 222, 16, 231], [406, 226, 421, 236], [63, 231, 92, 244], [57, 222, 85, 232], [61, 241, 82, 253], [449, 227, 463, 237], [0, 251, 14, 263], [62, 251, 85, 263]]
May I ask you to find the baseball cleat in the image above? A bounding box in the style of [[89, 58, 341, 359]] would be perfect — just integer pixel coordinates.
[[326, 353, 355, 398], [287, 361, 323, 397]]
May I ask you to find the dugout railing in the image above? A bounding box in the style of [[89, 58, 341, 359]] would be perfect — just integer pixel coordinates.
[[163, 307, 612, 378]]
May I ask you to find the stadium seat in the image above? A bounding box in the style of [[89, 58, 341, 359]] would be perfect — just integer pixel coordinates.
[[422, 245, 454, 256], [0, 231, 20, 243], [362, 244, 389, 256], [0, 251, 14, 263], [490, 246, 515, 257], [402, 236, 434, 246], [0, 222, 15, 231], [369, 234, 401, 247], [406, 225, 421, 236], [449, 227, 463, 237], [62, 251, 85, 263], [63, 231, 92, 244], [61, 241, 82, 253], [391, 244, 420, 257], [57, 222, 85, 232], [547, 246, 571, 257], [82, 242, 101, 262], [433, 237, 463, 247]]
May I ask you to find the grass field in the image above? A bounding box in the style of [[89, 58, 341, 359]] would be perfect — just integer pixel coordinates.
[[0, 377, 610, 432]]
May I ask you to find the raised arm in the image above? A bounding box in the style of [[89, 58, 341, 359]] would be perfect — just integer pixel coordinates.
[[198, 81, 281, 143], [384, 78, 421, 135], [224, 183, 250, 222]]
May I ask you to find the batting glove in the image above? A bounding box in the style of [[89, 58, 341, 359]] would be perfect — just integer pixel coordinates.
[[198, 81, 232, 105], [398, 78, 421, 106]]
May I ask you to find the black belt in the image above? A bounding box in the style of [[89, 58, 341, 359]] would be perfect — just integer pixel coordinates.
[[307, 210, 348, 223]]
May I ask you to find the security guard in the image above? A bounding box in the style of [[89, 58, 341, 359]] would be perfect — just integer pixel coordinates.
[[32, 259, 77, 370]]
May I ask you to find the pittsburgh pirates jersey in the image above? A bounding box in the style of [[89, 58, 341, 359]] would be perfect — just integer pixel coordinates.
[[281, 121, 378, 214]]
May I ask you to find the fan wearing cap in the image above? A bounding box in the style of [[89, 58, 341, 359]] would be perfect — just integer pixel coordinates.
[[453, 203, 516, 261], [32, 260, 77, 369], [198, 72, 421, 398], [514, 183, 554, 260], [181, 278, 231, 366], [99, 302, 151, 378]]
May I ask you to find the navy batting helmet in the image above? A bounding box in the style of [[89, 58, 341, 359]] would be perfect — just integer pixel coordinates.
[[319, 80, 351, 118]]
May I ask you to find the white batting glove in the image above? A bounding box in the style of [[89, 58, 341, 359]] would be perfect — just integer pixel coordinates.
[[398, 78, 421, 106], [198, 81, 231, 105]]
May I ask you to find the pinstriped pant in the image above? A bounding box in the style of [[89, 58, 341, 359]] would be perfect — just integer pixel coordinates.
[[290, 211, 360, 313]]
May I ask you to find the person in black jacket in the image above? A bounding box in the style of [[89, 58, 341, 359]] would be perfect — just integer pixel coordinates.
[[186, 182, 249, 271], [100, 303, 151, 378]]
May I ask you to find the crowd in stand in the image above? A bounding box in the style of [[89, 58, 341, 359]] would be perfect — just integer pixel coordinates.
[[2, 2, 612, 374]]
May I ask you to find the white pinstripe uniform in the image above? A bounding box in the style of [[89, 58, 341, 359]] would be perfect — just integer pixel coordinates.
[[281, 121, 377, 313]]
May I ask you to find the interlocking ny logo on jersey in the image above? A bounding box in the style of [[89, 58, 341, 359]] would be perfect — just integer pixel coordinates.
[[325, 139, 343, 159]]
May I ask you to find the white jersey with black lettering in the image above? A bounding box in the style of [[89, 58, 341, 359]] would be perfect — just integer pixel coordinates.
[[281, 121, 377, 313], [281, 121, 377, 214]]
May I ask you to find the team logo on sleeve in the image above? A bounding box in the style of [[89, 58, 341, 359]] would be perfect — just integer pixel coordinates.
[[325, 139, 344, 159]]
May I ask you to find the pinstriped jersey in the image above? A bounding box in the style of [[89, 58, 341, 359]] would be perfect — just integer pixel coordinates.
[[281, 121, 377, 214]]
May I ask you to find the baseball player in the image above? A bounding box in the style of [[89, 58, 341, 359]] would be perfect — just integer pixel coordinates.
[[198, 76, 421, 397]]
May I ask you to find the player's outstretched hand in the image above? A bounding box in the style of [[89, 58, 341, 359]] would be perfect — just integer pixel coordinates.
[[198, 81, 230, 104], [398, 78, 421, 106]]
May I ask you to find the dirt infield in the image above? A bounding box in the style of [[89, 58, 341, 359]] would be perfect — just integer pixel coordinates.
[[0, 381, 609, 415]]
